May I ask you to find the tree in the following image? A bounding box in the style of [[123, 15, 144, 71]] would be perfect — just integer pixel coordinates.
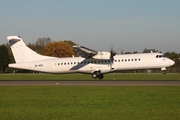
[[42, 41, 76, 57], [27, 37, 52, 54], [124, 52, 132, 54], [133, 51, 138, 54], [143, 48, 158, 53], [164, 52, 180, 73], [165, 52, 180, 64], [64, 40, 77, 47], [0, 44, 10, 73], [36, 37, 52, 47]]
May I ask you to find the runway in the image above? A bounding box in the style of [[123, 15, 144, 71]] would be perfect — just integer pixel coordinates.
[[0, 80, 180, 86]]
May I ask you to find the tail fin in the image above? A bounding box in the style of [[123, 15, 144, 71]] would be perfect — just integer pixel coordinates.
[[7, 36, 54, 63]]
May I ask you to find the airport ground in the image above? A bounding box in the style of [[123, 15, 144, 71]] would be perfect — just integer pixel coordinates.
[[0, 73, 180, 120], [0, 86, 180, 120], [0, 73, 180, 80]]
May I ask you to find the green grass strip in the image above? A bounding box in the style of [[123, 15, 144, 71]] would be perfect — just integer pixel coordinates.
[[0, 73, 180, 80], [0, 86, 180, 120]]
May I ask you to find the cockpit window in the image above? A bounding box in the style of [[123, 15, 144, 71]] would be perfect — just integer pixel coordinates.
[[156, 55, 166, 58], [162, 55, 166, 57]]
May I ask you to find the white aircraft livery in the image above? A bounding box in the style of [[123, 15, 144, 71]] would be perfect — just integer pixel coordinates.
[[7, 36, 175, 79]]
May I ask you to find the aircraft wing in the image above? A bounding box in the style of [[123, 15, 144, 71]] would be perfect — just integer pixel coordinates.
[[73, 45, 98, 58]]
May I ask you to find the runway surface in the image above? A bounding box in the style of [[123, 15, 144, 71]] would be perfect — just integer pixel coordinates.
[[0, 80, 180, 86]]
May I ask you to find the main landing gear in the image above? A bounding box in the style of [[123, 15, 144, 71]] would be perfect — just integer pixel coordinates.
[[92, 71, 104, 79]]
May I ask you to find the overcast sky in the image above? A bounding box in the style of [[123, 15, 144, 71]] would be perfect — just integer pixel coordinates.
[[1, 0, 180, 53]]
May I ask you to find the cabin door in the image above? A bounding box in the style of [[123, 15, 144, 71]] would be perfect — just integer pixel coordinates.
[[47, 63, 52, 71]]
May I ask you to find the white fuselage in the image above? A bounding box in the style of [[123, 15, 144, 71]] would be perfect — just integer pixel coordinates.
[[9, 53, 174, 74]]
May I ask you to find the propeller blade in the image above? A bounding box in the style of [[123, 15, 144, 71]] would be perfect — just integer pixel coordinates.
[[109, 46, 117, 69]]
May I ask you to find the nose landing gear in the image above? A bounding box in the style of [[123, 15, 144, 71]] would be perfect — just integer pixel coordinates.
[[162, 70, 166, 74], [161, 68, 166, 74]]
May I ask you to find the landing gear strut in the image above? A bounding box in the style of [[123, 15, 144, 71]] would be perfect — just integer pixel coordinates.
[[92, 71, 104, 79]]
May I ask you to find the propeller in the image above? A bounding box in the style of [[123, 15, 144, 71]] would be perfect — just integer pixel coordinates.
[[109, 46, 116, 70], [110, 46, 116, 60], [121, 48, 124, 54]]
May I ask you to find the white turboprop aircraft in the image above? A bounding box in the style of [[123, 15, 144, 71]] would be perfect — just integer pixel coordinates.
[[7, 36, 175, 79]]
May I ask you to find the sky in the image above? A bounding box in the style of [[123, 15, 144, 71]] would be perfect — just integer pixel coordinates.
[[1, 0, 180, 53]]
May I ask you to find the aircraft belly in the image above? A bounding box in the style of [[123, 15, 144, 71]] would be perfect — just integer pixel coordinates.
[[76, 64, 110, 74]]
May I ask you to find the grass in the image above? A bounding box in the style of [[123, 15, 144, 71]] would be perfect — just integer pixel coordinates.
[[0, 73, 180, 80], [0, 86, 180, 120]]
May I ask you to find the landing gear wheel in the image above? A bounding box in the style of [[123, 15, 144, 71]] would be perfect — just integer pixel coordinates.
[[92, 71, 100, 79], [162, 70, 166, 74], [92, 71, 104, 79], [98, 74, 104, 79], [92, 73, 98, 79]]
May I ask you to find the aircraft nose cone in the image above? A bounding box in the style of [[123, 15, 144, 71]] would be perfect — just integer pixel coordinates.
[[170, 60, 175, 66]]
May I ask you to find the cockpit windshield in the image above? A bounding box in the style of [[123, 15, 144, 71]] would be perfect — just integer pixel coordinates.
[[156, 55, 166, 58]]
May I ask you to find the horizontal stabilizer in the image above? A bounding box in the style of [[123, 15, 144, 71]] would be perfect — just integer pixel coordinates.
[[7, 36, 21, 42]]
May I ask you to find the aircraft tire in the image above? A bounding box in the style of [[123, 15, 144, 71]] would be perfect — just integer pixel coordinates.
[[92, 71, 101, 79], [162, 70, 166, 74], [98, 74, 104, 79], [92, 73, 97, 79]]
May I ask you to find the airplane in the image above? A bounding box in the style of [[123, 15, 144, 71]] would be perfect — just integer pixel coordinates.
[[7, 36, 175, 79]]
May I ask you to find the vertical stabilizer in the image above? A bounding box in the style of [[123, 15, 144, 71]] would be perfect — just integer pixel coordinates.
[[7, 36, 54, 63]]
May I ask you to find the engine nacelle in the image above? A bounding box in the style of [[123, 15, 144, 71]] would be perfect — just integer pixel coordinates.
[[92, 51, 111, 59]]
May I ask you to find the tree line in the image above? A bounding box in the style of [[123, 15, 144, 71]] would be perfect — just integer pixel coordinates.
[[0, 38, 180, 73]]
